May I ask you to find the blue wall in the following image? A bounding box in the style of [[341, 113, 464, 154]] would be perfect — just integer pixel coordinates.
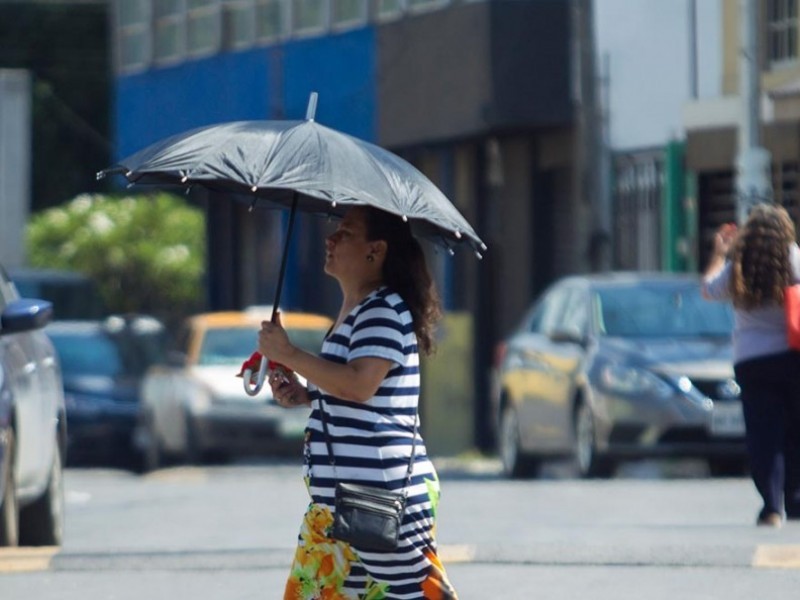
[[114, 27, 377, 161]]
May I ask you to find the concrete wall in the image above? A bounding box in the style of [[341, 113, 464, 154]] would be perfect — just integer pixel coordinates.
[[0, 69, 31, 268]]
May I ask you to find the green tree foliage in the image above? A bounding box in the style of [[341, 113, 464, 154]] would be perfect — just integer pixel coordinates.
[[26, 193, 205, 329]]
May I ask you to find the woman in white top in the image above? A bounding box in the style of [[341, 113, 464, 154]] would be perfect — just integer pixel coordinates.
[[259, 206, 458, 599], [703, 203, 800, 527]]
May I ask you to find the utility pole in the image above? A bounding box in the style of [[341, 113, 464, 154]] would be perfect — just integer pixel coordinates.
[[573, 0, 610, 271], [736, 0, 772, 224]]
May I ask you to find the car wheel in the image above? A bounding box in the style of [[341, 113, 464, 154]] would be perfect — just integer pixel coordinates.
[[19, 440, 64, 546], [183, 411, 202, 465], [573, 401, 615, 479], [499, 405, 539, 478], [707, 458, 748, 478], [136, 413, 163, 474], [0, 430, 19, 547]]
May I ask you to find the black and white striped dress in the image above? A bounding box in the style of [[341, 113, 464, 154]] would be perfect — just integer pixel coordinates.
[[304, 286, 445, 597]]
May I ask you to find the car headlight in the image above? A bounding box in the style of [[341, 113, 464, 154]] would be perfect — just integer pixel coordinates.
[[600, 364, 673, 398]]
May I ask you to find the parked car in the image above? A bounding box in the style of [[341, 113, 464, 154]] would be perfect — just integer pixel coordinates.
[[8, 267, 107, 320], [46, 315, 168, 469], [492, 272, 745, 479], [0, 264, 66, 547], [138, 310, 333, 470]]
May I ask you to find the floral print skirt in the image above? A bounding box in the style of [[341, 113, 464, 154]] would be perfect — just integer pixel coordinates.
[[283, 491, 458, 599]]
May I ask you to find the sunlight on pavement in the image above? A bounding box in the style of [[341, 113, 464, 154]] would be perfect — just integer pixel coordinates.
[[438, 544, 476, 564], [142, 467, 209, 482], [752, 545, 800, 569], [0, 547, 58, 573]]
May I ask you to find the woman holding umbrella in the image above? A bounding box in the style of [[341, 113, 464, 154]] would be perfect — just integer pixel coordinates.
[[259, 206, 459, 599]]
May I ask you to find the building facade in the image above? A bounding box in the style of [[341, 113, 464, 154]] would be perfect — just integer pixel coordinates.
[[685, 0, 800, 267]]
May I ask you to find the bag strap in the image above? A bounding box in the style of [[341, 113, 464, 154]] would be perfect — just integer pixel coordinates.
[[318, 397, 418, 492]]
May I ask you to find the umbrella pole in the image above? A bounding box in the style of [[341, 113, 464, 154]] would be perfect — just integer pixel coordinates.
[[271, 192, 299, 323], [243, 192, 299, 396]]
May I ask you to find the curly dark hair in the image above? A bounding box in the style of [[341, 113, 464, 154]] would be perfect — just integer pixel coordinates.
[[729, 203, 797, 310], [360, 207, 442, 355]]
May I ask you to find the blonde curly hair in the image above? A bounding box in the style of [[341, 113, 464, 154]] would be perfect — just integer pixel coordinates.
[[729, 203, 797, 310]]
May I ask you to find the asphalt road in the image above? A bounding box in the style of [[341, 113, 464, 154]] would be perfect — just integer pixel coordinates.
[[1, 457, 799, 599]]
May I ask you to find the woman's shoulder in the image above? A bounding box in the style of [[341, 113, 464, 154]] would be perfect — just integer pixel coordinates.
[[356, 288, 411, 322]]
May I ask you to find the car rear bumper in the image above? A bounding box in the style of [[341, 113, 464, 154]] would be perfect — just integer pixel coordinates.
[[190, 402, 309, 454], [65, 405, 139, 454]]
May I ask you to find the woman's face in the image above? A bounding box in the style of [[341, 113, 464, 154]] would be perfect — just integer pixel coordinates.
[[324, 208, 374, 280]]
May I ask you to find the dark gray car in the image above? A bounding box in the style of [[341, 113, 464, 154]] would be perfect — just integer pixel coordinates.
[[0, 265, 66, 546], [492, 272, 744, 479]]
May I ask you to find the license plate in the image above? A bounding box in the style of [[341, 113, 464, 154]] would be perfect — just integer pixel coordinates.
[[711, 402, 745, 436], [278, 418, 307, 438]]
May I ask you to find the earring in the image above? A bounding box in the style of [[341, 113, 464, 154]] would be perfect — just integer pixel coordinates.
[[367, 255, 375, 262]]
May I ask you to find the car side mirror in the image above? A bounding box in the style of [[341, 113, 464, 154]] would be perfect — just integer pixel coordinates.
[[549, 327, 585, 346], [0, 299, 53, 335]]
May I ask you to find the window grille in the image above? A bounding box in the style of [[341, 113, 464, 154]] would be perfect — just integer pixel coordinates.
[[767, 0, 798, 66]]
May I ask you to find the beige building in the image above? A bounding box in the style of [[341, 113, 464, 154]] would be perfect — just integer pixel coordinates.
[[685, 0, 800, 265]]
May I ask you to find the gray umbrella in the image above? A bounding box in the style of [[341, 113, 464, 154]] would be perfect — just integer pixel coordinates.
[[99, 95, 484, 254], [98, 93, 485, 393]]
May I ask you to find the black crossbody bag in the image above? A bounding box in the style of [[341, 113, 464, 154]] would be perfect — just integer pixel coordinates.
[[319, 398, 417, 552]]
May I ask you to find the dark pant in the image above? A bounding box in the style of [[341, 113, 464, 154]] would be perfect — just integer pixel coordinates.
[[735, 351, 800, 519]]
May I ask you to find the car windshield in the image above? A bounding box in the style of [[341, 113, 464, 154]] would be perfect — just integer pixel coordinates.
[[596, 283, 733, 338], [198, 326, 328, 366], [49, 332, 124, 377]]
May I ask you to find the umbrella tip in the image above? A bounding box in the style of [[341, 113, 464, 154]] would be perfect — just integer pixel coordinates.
[[306, 92, 319, 121], [480, 243, 488, 251]]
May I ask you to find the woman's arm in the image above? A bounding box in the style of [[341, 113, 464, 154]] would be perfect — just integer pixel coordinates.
[[259, 321, 393, 403], [702, 223, 736, 300]]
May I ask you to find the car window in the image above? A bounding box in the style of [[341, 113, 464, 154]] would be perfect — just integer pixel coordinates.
[[198, 326, 327, 366], [49, 332, 124, 377], [535, 287, 569, 335], [597, 282, 733, 338], [557, 286, 588, 336], [0, 267, 17, 311]]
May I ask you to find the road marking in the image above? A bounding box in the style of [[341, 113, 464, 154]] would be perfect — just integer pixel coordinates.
[[0, 547, 58, 573], [753, 545, 800, 569], [143, 467, 208, 482], [439, 544, 476, 564]]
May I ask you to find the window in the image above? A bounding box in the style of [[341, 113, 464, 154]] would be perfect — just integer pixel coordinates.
[[225, 0, 256, 49], [332, 0, 367, 28], [293, 0, 328, 34], [188, 0, 222, 56], [377, 0, 405, 20], [255, 0, 288, 41], [557, 287, 589, 339], [407, 0, 450, 14], [118, 0, 151, 71], [526, 286, 569, 337], [153, 0, 185, 63], [768, 0, 798, 66]]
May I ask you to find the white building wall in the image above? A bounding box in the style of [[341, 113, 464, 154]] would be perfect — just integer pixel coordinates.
[[595, 0, 723, 151], [0, 69, 32, 268]]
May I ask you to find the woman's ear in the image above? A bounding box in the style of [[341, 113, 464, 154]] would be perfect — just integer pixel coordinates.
[[370, 240, 388, 260]]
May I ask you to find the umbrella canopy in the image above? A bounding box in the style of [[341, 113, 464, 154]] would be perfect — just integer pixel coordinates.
[[99, 115, 485, 256]]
